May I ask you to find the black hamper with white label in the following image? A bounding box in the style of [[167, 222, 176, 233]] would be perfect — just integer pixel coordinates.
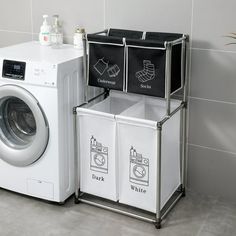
[[87, 29, 143, 91], [126, 32, 183, 98]]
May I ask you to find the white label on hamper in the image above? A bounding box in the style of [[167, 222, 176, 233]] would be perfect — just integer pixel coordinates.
[[92, 174, 105, 182], [140, 84, 152, 89], [98, 78, 116, 85], [130, 185, 147, 194]]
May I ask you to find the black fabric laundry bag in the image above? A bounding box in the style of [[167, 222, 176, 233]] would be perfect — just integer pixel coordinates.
[[88, 35, 125, 91], [87, 29, 143, 91], [127, 32, 183, 98]]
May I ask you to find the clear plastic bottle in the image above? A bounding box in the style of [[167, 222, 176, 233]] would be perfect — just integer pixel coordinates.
[[73, 27, 85, 49], [39, 15, 51, 46], [51, 15, 63, 48]]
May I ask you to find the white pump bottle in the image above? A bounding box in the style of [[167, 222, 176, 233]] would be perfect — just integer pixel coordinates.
[[39, 15, 51, 46]]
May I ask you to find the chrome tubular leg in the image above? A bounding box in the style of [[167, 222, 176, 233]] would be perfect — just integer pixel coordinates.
[[179, 106, 184, 192], [74, 108, 80, 204], [165, 42, 172, 116], [155, 123, 162, 229], [182, 36, 189, 195], [181, 104, 187, 196], [83, 33, 88, 103]]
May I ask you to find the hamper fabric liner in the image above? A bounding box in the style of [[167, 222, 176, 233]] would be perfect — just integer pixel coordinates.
[[77, 91, 141, 201], [116, 97, 181, 212], [87, 28, 183, 98]]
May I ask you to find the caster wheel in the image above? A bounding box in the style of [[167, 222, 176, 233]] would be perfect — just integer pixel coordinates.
[[74, 197, 80, 204], [154, 221, 161, 229]]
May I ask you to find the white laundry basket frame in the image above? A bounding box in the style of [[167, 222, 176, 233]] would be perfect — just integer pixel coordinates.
[[73, 29, 189, 229]]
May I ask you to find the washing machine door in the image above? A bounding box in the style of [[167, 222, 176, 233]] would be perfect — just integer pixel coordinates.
[[0, 85, 49, 167]]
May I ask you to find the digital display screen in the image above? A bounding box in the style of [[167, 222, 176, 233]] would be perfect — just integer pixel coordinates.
[[13, 65, 21, 70], [2, 60, 26, 80]]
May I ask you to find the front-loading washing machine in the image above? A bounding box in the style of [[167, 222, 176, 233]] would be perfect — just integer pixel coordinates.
[[0, 41, 90, 202]]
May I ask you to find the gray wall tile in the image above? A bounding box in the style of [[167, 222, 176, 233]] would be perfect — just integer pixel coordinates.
[[0, 0, 32, 32], [189, 98, 236, 153], [190, 49, 236, 103], [32, 0, 104, 37], [0, 31, 32, 48], [105, 0, 192, 34], [192, 0, 236, 51], [188, 144, 236, 201]]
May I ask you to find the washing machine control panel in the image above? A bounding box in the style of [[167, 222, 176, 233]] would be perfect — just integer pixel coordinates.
[[2, 59, 26, 80]]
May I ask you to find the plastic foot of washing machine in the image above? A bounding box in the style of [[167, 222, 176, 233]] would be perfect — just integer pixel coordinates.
[[58, 201, 66, 205]]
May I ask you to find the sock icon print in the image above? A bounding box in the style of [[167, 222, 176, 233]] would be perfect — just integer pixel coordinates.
[[135, 60, 156, 83]]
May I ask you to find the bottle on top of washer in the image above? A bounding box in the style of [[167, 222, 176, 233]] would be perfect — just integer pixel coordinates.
[[73, 27, 85, 49], [39, 15, 52, 46], [51, 14, 63, 48]]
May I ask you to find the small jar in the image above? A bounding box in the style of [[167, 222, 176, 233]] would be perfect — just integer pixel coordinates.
[[73, 28, 85, 49]]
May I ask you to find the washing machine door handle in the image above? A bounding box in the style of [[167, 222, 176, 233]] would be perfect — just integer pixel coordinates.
[[0, 85, 49, 167]]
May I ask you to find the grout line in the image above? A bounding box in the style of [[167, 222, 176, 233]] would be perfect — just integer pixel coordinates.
[[0, 30, 32, 35], [30, 0, 34, 40], [189, 96, 236, 106], [103, 0, 106, 29], [185, 0, 195, 184], [190, 0, 194, 46], [188, 143, 236, 156], [195, 202, 215, 236], [191, 47, 236, 54]]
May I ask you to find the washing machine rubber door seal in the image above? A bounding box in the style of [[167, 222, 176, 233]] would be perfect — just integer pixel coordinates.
[[0, 85, 49, 167]]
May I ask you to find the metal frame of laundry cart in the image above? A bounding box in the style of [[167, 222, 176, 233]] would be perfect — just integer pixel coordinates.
[[73, 29, 189, 229]]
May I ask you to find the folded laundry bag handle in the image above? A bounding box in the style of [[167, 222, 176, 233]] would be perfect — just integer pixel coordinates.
[[126, 38, 166, 48], [108, 28, 143, 39], [87, 34, 124, 45], [145, 32, 183, 42]]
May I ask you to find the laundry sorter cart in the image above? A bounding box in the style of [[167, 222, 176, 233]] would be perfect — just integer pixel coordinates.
[[73, 28, 189, 229]]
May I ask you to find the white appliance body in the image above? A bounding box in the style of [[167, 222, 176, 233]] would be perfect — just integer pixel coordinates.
[[0, 41, 87, 202]]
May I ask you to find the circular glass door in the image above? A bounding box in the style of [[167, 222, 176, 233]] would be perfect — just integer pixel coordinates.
[[0, 97, 36, 147], [0, 85, 49, 167]]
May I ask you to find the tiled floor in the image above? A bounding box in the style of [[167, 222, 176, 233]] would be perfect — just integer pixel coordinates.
[[0, 189, 236, 236]]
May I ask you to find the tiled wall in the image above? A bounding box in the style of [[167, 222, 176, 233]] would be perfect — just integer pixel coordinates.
[[189, 0, 236, 201], [0, 0, 105, 47], [0, 0, 236, 201]]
